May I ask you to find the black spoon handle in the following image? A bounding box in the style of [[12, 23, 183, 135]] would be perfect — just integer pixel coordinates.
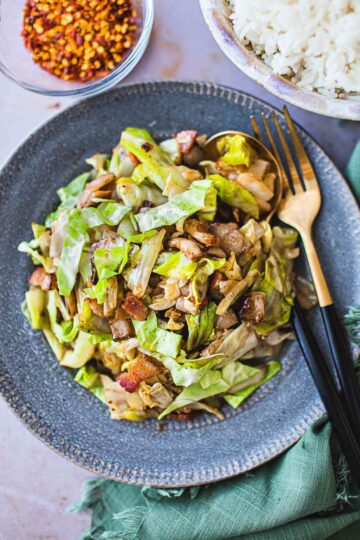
[[292, 303, 360, 488], [320, 304, 360, 442]]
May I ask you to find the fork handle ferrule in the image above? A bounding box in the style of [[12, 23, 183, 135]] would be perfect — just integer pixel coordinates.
[[301, 232, 332, 307]]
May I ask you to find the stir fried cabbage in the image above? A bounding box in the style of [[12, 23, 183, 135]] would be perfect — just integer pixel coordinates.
[[19, 128, 303, 423]]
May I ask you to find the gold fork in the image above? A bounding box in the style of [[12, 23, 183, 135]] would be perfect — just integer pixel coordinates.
[[253, 108, 331, 306], [251, 107, 360, 439]]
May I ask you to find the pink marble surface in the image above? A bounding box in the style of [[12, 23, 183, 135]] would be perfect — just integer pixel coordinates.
[[1, 1, 359, 539]]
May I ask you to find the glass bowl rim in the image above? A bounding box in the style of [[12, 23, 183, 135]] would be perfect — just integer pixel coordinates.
[[0, 0, 154, 97]]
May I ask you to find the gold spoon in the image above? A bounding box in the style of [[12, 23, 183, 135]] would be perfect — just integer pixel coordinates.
[[203, 130, 283, 221]]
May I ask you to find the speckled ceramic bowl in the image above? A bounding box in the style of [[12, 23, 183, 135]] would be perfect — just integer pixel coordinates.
[[0, 81, 359, 487], [199, 0, 360, 120]]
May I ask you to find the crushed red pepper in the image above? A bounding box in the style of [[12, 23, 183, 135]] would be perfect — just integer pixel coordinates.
[[22, 0, 137, 82]]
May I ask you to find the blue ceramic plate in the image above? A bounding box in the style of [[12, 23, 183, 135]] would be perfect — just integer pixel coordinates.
[[0, 82, 359, 487]]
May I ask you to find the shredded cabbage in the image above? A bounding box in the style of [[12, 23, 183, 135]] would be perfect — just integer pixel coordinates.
[[186, 302, 217, 350], [45, 172, 91, 227], [133, 311, 182, 358], [210, 174, 259, 218], [217, 134, 252, 167], [57, 210, 89, 296], [19, 126, 296, 423], [154, 251, 197, 280], [75, 365, 106, 403], [135, 180, 214, 232], [191, 258, 226, 306]]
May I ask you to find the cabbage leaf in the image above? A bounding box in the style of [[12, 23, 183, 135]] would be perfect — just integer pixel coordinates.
[[216, 323, 258, 364], [79, 250, 92, 283], [126, 229, 165, 297], [97, 202, 130, 226], [23, 288, 47, 330], [186, 302, 217, 350], [60, 331, 95, 368], [117, 212, 138, 239], [253, 282, 292, 335], [216, 268, 259, 316], [116, 178, 166, 208], [85, 154, 109, 175], [199, 182, 217, 221], [265, 226, 298, 297], [47, 289, 79, 343], [109, 142, 135, 178], [154, 251, 197, 280], [74, 365, 106, 403], [84, 278, 109, 304], [217, 134, 252, 167], [18, 242, 53, 272], [57, 210, 89, 296], [209, 174, 259, 218], [120, 127, 172, 191], [159, 358, 280, 419], [43, 329, 65, 361], [224, 360, 281, 407], [133, 311, 182, 359], [45, 172, 91, 227], [135, 180, 214, 232], [94, 246, 128, 279], [191, 257, 225, 306]]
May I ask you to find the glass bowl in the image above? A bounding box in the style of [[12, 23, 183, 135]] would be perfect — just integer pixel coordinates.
[[0, 0, 154, 97]]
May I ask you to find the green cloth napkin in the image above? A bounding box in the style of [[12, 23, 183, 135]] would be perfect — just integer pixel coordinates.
[[71, 144, 360, 540], [345, 140, 360, 203]]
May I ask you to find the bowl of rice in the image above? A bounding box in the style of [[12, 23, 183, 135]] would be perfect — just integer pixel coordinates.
[[199, 0, 360, 120]]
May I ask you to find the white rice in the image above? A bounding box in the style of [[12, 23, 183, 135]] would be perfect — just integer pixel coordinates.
[[229, 0, 360, 99]]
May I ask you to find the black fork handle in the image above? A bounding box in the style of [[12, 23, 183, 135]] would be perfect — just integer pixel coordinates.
[[320, 304, 360, 442], [292, 303, 360, 488]]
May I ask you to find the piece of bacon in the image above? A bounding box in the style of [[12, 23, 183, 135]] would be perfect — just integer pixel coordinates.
[[210, 222, 252, 256], [240, 292, 266, 323], [122, 293, 148, 321], [117, 356, 159, 393], [168, 407, 193, 420], [168, 237, 205, 261], [184, 219, 218, 247], [209, 270, 223, 300], [109, 307, 133, 339], [176, 130, 198, 154], [78, 173, 115, 208], [109, 306, 134, 339], [29, 267, 53, 291], [87, 298, 104, 318], [92, 189, 113, 199], [117, 375, 138, 393], [126, 150, 140, 166], [109, 318, 133, 340], [65, 291, 77, 317], [215, 309, 238, 330]]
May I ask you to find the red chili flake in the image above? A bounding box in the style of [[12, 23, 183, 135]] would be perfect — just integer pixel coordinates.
[[22, 0, 137, 82]]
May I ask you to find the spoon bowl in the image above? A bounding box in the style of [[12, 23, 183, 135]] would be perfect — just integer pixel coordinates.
[[203, 130, 283, 221]]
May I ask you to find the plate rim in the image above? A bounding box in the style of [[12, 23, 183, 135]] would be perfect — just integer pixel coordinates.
[[0, 80, 359, 487]]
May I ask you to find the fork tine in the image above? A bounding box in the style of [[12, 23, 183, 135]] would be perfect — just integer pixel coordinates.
[[282, 106, 317, 188], [250, 116, 265, 144], [261, 113, 290, 191], [271, 111, 304, 194]]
